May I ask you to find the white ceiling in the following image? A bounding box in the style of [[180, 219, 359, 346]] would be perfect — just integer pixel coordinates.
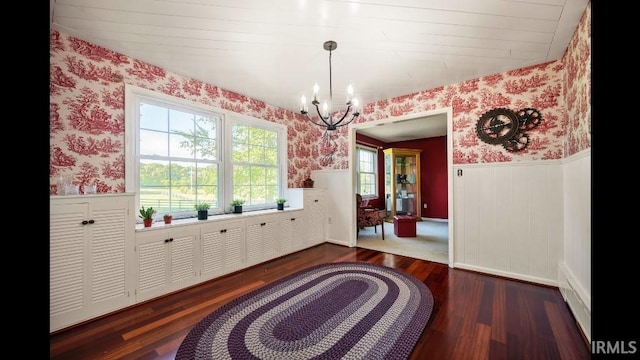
[[50, 0, 588, 142], [356, 113, 449, 142]]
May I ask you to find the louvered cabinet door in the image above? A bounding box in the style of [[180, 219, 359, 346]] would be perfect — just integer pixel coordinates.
[[279, 215, 293, 255], [88, 196, 135, 319], [290, 212, 306, 251], [50, 202, 90, 333], [221, 224, 245, 274], [201, 220, 246, 282], [50, 193, 135, 333], [245, 214, 280, 267], [261, 215, 280, 262], [305, 189, 327, 246], [288, 188, 326, 249], [200, 223, 225, 280], [136, 230, 169, 302], [279, 210, 304, 255], [136, 227, 199, 302], [168, 228, 199, 290]]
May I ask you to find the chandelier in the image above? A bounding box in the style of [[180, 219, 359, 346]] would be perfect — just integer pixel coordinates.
[[300, 40, 360, 131]]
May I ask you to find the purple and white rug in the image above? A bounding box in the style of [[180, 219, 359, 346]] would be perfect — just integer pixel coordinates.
[[175, 262, 434, 359]]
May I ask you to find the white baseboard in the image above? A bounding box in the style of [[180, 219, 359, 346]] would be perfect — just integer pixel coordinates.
[[558, 262, 591, 342], [453, 262, 558, 287], [421, 217, 448, 222], [326, 239, 351, 247]]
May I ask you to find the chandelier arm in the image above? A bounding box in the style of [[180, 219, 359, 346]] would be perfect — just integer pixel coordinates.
[[334, 113, 359, 128], [312, 101, 333, 127], [331, 105, 353, 128], [303, 109, 331, 128]]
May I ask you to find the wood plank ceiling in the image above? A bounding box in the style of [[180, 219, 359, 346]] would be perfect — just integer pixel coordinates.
[[50, 0, 589, 140]]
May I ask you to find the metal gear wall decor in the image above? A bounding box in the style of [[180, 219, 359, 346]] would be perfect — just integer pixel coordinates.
[[475, 108, 520, 145], [475, 107, 542, 152], [516, 108, 542, 131]]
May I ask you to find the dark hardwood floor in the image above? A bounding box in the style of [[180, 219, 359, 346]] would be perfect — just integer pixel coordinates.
[[49, 243, 590, 359]]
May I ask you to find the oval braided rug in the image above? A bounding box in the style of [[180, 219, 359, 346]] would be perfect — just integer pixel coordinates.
[[175, 262, 434, 360]]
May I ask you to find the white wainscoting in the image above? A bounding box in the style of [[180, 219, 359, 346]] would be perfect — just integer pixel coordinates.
[[311, 169, 352, 246], [560, 148, 591, 341], [452, 160, 563, 285]]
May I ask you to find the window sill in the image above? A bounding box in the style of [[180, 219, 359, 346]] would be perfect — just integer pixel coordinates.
[[135, 207, 303, 231]]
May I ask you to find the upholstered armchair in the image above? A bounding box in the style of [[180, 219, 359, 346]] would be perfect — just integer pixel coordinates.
[[356, 193, 385, 240]]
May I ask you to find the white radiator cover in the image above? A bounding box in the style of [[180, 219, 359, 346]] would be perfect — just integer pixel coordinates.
[[558, 262, 590, 341]]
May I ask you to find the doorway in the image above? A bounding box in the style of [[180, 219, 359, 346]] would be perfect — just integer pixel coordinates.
[[349, 108, 454, 266]]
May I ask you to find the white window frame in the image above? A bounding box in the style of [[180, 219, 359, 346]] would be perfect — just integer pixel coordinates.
[[125, 84, 287, 220], [355, 144, 378, 199], [224, 113, 288, 211]]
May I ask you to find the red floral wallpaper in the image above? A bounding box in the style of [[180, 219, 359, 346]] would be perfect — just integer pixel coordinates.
[[49, 2, 590, 195], [49, 30, 317, 194], [562, 3, 591, 156]]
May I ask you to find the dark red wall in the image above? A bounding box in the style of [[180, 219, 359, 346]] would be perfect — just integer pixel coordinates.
[[356, 133, 448, 219], [389, 137, 448, 219]]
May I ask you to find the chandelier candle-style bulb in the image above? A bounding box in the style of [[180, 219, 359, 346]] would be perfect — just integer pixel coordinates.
[[322, 101, 329, 118], [300, 95, 308, 113], [313, 83, 319, 103], [347, 83, 354, 104]]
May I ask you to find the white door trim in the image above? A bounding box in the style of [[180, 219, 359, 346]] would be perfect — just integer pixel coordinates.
[[348, 107, 454, 267]]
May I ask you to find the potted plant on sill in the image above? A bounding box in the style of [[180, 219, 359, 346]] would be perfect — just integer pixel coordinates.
[[230, 199, 245, 214], [163, 214, 172, 224], [275, 197, 287, 210], [139, 206, 156, 227], [194, 202, 211, 220]]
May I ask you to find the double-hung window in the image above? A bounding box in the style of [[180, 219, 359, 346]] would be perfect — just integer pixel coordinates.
[[229, 120, 280, 206], [125, 85, 286, 221], [356, 145, 378, 198]]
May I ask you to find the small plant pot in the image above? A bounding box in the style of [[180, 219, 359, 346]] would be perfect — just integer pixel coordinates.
[[197, 210, 208, 220], [277, 203, 284, 210], [163, 216, 172, 224], [233, 205, 243, 214], [143, 219, 153, 227], [303, 178, 314, 188]]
